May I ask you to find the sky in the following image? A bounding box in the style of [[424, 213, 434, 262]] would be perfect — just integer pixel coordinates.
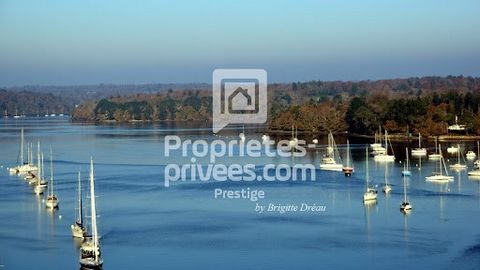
[[0, 0, 479, 86]]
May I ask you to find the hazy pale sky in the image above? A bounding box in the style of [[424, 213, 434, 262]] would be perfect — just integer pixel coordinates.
[[1, 0, 479, 86]]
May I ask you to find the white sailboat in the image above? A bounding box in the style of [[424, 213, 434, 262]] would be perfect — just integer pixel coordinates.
[[402, 148, 412, 176], [448, 115, 466, 131], [428, 137, 441, 160], [466, 150, 476, 160], [45, 148, 59, 209], [400, 174, 412, 212], [342, 139, 354, 176], [80, 158, 103, 269], [363, 148, 378, 202], [449, 144, 467, 170], [411, 133, 427, 156], [370, 126, 386, 155], [261, 134, 270, 144], [447, 145, 459, 154], [239, 125, 246, 142], [426, 144, 454, 182], [71, 171, 87, 238], [33, 143, 47, 195], [320, 132, 343, 171], [288, 125, 298, 149], [473, 142, 480, 169], [374, 129, 395, 162], [382, 161, 392, 193], [9, 128, 38, 175]]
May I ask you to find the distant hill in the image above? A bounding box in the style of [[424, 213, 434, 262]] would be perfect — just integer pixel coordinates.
[[1, 83, 209, 116]]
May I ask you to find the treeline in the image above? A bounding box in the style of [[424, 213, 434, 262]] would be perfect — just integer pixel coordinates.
[[0, 89, 71, 116], [271, 91, 480, 136], [70, 76, 480, 133], [72, 89, 212, 121]]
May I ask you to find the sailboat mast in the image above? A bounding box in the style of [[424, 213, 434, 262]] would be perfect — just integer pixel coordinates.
[[50, 147, 54, 195], [457, 144, 461, 164], [418, 133, 421, 148], [385, 130, 388, 155], [90, 157, 99, 262], [365, 148, 369, 192], [31, 143, 34, 164], [20, 128, 24, 165], [403, 175, 407, 202], [37, 142, 41, 180], [78, 171, 83, 225], [41, 153, 44, 180], [379, 126, 382, 145], [347, 140, 350, 167], [27, 143, 30, 164], [384, 159, 388, 185]]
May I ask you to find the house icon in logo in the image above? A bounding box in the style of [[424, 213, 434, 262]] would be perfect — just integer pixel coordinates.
[[228, 86, 256, 113], [212, 69, 267, 133], [221, 80, 259, 114]]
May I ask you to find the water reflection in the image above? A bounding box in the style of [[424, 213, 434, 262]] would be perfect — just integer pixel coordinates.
[[363, 200, 376, 243]]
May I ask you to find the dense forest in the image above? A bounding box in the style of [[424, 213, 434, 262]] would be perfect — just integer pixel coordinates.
[[71, 76, 480, 136], [3, 76, 480, 136], [0, 89, 71, 116]]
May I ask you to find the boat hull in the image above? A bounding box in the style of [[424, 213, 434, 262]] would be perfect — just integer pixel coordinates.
[[320, 163, 343, 171], [425, 175, 454, 182], [71, 223, 86, 238], [468, 170, 480, 176], [373, 154, 395, 162], [342, 167, 353, 176], [46, 197, 59, 208], [411, 148, 427, 156]]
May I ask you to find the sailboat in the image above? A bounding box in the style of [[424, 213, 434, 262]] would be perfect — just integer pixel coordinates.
[[473, 142, 480, 169], [449, 144, 467, 170], [370, 126, 387, 155], [320, 132, 343, 171], [468, 151, 480, 176], [261, 134, 270, 144], [466, 141, 477, 160], [429, 137, 441, 160], [411, 133, 427, 156], [382, 161, 392, 193], [13, 109, 20, 119], [363, 148, 378, 202], [466, 150, 477, 160], [400, 174, 412, 212], [71, 171, 87, 238], [426, 144, 454, 182], [447, 145, 459, 154], [370, 126, 386, 155], [9, 128, 38, 175], [80, 158, 103, 269], [373, 129, 395, 162], [402, 148, 412, 176], [45, 148, 59, 209], [239, 125, 246, 142], [342, 139, 354, 176], [288, 125, 298, 149], [33, 143, 48, 195]]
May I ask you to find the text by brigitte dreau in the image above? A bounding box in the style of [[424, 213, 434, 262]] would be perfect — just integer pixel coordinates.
[[163, 135, 316, 187], [213, 187, 327, 214]]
